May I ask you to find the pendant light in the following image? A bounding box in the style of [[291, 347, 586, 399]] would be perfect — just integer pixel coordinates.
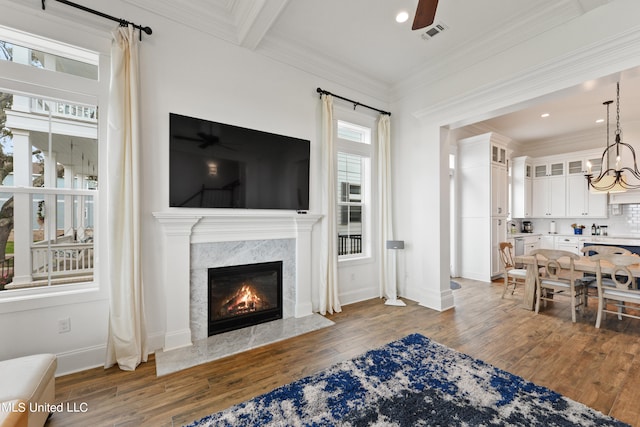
[[585, 82, 640, 193]]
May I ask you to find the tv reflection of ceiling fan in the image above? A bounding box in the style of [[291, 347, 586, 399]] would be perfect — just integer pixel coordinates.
[[174, 131, 236, 151], [412, 0, 439, 30]]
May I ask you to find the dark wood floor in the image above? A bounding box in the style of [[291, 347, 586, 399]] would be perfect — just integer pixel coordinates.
[[48, 278, 640, 427]]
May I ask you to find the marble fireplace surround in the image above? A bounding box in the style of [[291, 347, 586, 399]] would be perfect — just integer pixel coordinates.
[[153, 211, 322, 351], [191, 239, 292, 341]]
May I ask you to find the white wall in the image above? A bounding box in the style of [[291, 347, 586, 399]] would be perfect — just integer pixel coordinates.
[[4, 0, 640, 375], [139, 8, 387, 343], [0, 0, 385, 374], [390, 0, 640, 309]]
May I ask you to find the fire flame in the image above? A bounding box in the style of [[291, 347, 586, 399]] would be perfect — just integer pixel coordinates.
[[221, 283, 268, 316]]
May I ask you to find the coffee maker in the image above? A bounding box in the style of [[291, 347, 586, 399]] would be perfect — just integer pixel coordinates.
[[522, 221, 533, 233]]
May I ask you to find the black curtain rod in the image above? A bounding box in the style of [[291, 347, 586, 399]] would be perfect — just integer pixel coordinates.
[[316, 88, 391, 116], [41, 0, 153, 41]]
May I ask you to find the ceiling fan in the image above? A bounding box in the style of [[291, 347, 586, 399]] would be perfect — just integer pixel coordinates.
[[412, 0, 439, 30]]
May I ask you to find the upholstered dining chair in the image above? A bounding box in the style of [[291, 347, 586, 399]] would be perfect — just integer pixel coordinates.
[[590, 253, 640, 328], [530, 249, 587, 322], [498, 242, 527, 298]]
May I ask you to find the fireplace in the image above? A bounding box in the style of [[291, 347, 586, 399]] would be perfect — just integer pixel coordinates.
[[208, 261, 283, 336]]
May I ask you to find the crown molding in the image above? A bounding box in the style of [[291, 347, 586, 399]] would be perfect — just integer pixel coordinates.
[[122, 0, 389, 99], [122, 0, 288, 50], [257, 34, 392, 101], [412, 26, 640, 127], [121, 0, 239, 44]]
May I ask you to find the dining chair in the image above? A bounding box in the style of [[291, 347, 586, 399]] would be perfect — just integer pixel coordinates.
[[530, 249, 586, 322], [579, 245, 633, 297], [591, 253, 640, 328], [580, 245, 632, 257], [498, 242, 527, 298]]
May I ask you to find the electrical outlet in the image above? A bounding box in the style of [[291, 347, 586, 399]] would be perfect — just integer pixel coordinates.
[[58, 317, 71, 334]]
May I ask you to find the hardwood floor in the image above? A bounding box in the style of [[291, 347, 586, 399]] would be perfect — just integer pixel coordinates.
[[49, 278, 640, 427]]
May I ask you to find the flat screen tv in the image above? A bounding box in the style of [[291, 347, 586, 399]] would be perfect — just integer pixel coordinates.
[[169, 113, 310, 210]]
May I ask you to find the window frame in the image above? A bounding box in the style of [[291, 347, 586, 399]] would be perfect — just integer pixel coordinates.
[[0, 24, 109, 312], [335, 114, 375, 262]]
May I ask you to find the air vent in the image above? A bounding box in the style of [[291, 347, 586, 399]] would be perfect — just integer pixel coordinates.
[[420, 21, 448, 41]]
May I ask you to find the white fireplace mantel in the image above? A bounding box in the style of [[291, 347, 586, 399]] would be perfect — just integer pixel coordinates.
[[153, 211, 322, 351]]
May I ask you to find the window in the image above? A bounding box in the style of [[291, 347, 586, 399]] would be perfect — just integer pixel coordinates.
[[0, 26, 100, 294], [336, 120, 372, 259]]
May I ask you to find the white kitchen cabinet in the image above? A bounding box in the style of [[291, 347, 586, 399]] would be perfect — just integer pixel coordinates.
[[566, 153, 603, 177], [492, 144, 507, 165], [524, 150, 609, 219], [492, 163, 507, 217], [532, 160, 566, 217], [512, 156, 532, 218], [534, 161, 564, 178], [566, 152, 607, 218], [491, 217, 507, 277], [540, 235, 555, 249], [532, 175, 566, 217], [554, 236, 581, 255], [566, 174, 608, 218], [523, 235, 540, 255], [458, 132, 511, 282]]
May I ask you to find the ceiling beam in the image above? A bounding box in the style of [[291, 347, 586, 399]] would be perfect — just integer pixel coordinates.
[[232, 0, 289, 50]]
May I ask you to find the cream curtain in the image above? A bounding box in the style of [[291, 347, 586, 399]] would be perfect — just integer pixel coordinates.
[[377, 115, 402, 304], [319, 94, 341, 315], [105, 26, 148, 371]]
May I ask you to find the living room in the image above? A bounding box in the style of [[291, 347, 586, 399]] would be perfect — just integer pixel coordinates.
[[2, 0, 640, 425]]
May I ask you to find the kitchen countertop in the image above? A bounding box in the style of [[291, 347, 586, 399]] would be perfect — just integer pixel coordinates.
[[508, 232, 640, 241], [509, 233, 541, 238], [508, 233, 640, 245], [580, 235, 640, 245]]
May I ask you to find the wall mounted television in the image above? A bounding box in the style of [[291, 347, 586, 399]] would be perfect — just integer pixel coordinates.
[[169, 113, 310, 210]]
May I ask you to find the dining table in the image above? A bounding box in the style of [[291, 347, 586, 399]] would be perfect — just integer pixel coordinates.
[[514, 253, 640, 310]]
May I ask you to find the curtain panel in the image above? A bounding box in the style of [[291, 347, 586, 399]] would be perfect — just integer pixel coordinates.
[[319, 94, 341, 315], [105, 26, 148, 371], [377, 115, 402, 305]]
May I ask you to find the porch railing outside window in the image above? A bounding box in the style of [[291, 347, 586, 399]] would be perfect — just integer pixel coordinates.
[[31, 98, 97, 122]]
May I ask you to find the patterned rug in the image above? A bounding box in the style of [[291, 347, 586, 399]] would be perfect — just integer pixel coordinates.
[[185, 333, 628, 427]]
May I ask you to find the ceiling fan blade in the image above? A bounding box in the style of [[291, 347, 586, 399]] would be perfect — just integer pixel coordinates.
[[174, 135, 203, 142], [412, 0, 439, 30]]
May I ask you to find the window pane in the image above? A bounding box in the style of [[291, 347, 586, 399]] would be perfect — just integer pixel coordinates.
[[337, 152, 362, 196], [337, 151, 364, 256], [31, 192, 94, 285], [0, 88, 97, 291], [337, 120, 370, 144], [0, 38, 99, 80]]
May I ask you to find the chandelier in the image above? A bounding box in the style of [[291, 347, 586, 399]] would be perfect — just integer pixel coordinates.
[[585, 82, 640, 193]]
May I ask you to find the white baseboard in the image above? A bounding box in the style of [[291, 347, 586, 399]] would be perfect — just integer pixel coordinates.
[[339, 287, 378, 306], [54, 331, 167, 376], [54, 344, 107, 376]]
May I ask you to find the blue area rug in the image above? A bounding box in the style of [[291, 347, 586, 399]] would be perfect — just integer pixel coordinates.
[[185, 333, 627, 426]]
